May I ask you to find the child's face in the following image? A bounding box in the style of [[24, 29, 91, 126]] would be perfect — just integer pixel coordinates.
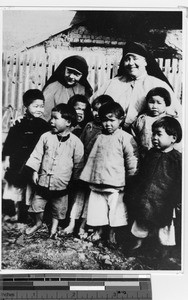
[[152, 127, 176, 151], [74, 101, 87, 123], [50, 111, 70, 134], [147, 96, 166, 117], [92, 103, 101, 123], [26, 99, 44, 118], [123, 54, 147, 78], [64, 67, 82, 86], [102, 113, 122, 134]]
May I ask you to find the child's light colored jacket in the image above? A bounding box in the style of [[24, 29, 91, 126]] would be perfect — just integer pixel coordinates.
[[26, 132, 84, 190], [80, 128, 139, 187]]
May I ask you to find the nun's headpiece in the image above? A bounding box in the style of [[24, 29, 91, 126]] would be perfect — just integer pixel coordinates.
[[43, 55, 93, 97], [118, 41, 173, 90]]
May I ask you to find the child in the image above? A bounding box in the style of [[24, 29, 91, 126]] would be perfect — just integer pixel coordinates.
[[63, 95, 114, 237], [79, 102, 139, 242], [131, 87, 173, 158], [81, 95, 115, 161], [67, 94, 93, 137], [2, 89, 50, 222], [129, 116, 182, 251], [25, 103, 84, 238]]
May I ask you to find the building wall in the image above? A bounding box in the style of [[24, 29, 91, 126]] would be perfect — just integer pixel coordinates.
[[41, 25, 182, 59], [43, 25, 124, 59]]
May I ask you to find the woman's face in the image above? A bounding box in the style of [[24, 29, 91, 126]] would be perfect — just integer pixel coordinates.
[[64, 67, 82, 86], [123, 53, 147, 78]]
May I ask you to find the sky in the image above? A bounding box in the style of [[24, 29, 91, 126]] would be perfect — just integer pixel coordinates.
[[3, 10, 76, 51]]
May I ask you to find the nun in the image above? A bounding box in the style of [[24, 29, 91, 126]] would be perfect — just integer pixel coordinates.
[[94, 41, 181, 131], [42, 55, 93, 121]]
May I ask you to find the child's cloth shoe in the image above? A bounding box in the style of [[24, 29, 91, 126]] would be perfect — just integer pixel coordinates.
[[25, 224, 42, 236]]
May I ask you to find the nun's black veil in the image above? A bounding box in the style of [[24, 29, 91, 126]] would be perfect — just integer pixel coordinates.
[[42, 55, 93, 97], [117, 41, 173, 90]]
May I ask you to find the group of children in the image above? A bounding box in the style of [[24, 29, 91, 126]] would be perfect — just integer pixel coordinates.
[[2, 85, 182, 255]]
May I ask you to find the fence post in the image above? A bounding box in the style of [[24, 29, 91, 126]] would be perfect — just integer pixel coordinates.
[[2, 50, 183, 111]]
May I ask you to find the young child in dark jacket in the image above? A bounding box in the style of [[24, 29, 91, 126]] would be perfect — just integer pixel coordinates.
[[128, 116, 182, 252], [3, 89, 50, 221]]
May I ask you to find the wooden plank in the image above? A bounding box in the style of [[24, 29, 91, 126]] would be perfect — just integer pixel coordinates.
[[87, 55, 96, 102], [30, 51, 38, 89], [22, 51, 28, 95], [171, 58, 178, 89], [34, 51, 43, 90], [39, 53, 48, 89], [96, 55, 106, 91], [2, 50, 183, 111], [157, 58, 165, 72], [111, 57, 118, 78], [106, 56, 112, 82], [25, 51, 32, 91], [177, 59, 183, 102], [85, 53, 96, 93], [9, 54, 16, 108], [17, 52, 24, 111], [2, 52, 9, 108], [46, 52, 53, 82]]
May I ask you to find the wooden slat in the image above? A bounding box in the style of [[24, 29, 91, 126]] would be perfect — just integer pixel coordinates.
[[9, 55, 16, 108], [2, 52, 9, 108], [17, 52, 24, 110], [22, 51, 28, 97], [2, 50, 183, 111]]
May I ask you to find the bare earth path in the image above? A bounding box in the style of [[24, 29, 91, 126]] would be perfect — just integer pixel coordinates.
[[2, 220, 181, 271]]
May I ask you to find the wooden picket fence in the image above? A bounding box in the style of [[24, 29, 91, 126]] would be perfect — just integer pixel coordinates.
[[2, 49, 183, 113]]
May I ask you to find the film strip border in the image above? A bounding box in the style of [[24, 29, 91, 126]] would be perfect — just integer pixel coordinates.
[[0, 274, 152, 299]]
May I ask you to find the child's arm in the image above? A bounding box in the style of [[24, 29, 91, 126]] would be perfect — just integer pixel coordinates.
[[72, 139, 84, 181], [123, 134, 139, 178], [32, 171, 39, 185], [130, 114, 145, 141], [130, 118, 139, 142], [25, 133, 46, 173], [174, 153, 182, 206]]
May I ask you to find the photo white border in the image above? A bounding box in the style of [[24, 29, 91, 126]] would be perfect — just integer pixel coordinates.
[[0, 2, 188, 299]]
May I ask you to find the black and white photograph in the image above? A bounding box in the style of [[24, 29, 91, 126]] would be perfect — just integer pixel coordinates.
[[1, 8, 185, 271]]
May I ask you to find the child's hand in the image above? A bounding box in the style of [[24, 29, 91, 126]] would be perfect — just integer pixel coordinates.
[[32, 171, 39, 184], [11, 115, 23, 126]]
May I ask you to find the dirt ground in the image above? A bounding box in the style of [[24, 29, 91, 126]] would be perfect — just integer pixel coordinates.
[[2, 218, 181, 271]]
